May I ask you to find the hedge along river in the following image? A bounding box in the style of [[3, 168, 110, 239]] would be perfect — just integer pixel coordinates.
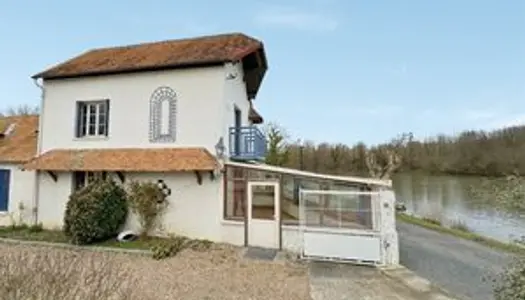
[[392, 172, 525, 243]]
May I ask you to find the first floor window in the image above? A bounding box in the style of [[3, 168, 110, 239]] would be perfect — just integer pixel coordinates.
[[75, 100, 110, 138], [73, 171, 107, 191]]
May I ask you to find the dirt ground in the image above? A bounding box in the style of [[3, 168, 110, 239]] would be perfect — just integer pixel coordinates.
[[0, 243, 311, 300]]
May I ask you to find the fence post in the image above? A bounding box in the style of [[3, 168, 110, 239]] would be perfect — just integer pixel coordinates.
[[380, 190, 399, 265]]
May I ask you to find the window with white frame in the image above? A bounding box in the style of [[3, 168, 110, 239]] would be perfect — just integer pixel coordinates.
[[75, 100, 109, 138], [72, 171, 107, 191]]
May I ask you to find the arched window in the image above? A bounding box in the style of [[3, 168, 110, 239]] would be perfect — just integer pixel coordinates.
[[149, 86, 177, 142]]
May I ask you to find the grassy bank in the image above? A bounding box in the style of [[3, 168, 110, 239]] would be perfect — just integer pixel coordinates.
[[397, 213, 525, 255], [0, 225, 167, 251]]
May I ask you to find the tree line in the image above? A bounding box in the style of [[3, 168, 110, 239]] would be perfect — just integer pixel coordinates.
[[3, 104, 524, 177], [264, 123, 525, 178]]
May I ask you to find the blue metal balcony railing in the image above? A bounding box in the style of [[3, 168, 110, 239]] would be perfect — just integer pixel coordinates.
[[229, 126, 267, 161]]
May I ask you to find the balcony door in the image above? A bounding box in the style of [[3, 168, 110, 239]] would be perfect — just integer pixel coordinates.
[[234, 107, 242, 156]]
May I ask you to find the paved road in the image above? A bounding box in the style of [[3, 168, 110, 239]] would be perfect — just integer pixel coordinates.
[[308, 261, 424, 300], [398, 221, 513, 300]]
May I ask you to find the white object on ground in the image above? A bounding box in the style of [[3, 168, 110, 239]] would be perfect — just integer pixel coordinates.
[[117, 230, 138, 242]]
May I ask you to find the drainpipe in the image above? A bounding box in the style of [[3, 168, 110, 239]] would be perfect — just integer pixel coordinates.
[[31, 78, 45, 225]]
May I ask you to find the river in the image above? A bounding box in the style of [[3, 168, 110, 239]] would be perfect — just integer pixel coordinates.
[[392, 173, 525, 243]]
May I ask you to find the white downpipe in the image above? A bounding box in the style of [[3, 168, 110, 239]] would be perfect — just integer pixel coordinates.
[[31, 78, 45, 225]]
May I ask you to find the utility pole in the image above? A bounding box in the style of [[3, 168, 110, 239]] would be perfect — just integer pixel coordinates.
[[299, 145, 305, 170], [294, 141, 305, 204]]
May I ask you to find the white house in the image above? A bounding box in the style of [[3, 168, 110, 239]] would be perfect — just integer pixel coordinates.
[[20, 33, 398, 265], [0, 115, 38, 226]]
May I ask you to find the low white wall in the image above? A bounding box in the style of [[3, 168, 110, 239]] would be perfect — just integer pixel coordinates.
[[281, 190, 400, 266], [0, 164, 35, 226], [218, 222, 303, 253], [221, 221, 245, 246], [37, 171, 72, 229], [37, 171, 226, 243], [282, 225, 302, 252]]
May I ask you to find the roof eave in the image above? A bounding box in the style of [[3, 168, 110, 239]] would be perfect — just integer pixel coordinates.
[[32, 60, 227, 80]]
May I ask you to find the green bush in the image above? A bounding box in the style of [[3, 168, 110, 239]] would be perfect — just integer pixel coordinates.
[[63, 178, 128, 245], [493, 257, 525, 300], [28, 223, 43, 233]]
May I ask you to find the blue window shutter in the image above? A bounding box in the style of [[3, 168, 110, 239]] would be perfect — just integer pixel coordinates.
[[104, 99, 110, 136], [0, 170, 10, 211], [75, 102, 86, 138]]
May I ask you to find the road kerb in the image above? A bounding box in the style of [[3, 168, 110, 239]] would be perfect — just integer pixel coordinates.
[[380, 265, 459, 300]]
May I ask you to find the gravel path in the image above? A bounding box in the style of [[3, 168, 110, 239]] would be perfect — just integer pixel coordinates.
[[398, 221, 513, 300], [0, 243, 311, 300]]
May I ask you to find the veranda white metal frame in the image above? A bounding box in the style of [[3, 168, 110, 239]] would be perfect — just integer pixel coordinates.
[[223, 161, 399, 266], [298, 189, 384, 265], [225, 161, 392, 187]]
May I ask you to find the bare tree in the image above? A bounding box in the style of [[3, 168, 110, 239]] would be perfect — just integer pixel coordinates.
[[0, 104, 40, 117], [364, 133, 412, 179]]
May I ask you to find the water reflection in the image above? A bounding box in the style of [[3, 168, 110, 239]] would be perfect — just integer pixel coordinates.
[[393, 173, 525, 242]]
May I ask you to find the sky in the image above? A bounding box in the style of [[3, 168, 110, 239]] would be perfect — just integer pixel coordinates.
[[0, 0, 524, 145]]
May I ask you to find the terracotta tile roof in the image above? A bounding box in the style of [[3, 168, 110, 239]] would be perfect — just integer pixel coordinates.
[[33, 33, 264, 80], [23, 147, 217, 172], [0, 115, 39, 163]]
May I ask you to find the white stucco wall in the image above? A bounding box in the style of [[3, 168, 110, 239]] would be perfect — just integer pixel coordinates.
[[40, 67, 219, 155], [36, 171, 231, 242], [124, 172, 222, 241], [222, 62, 252, 155], [0, 164, 35, 226], [40, 64, 253, 157]]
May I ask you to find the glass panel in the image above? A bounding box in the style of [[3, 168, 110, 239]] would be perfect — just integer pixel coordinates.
[[89, 112, 96, 125], [281, 175, 323, 225], [225, 179, 246, 220], [246, 169, 279, 181], [292, 180, 373, 230], [226, 166, 245, 180], [88, 106, 97, 136], [88, 124, 96, 135], [326, 182, 373, 229], [98, 110, 107, 135], [251, 184, 276, 220], [224, 166, 247, 220], [98, 102, 106, 115], [97, 123, 106, 135]]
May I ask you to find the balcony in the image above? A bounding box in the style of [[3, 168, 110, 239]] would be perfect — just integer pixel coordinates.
[[229, 126, 267, 161]]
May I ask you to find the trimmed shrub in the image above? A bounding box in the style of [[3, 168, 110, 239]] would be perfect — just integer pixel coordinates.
[[64, 178, 128, 245]]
